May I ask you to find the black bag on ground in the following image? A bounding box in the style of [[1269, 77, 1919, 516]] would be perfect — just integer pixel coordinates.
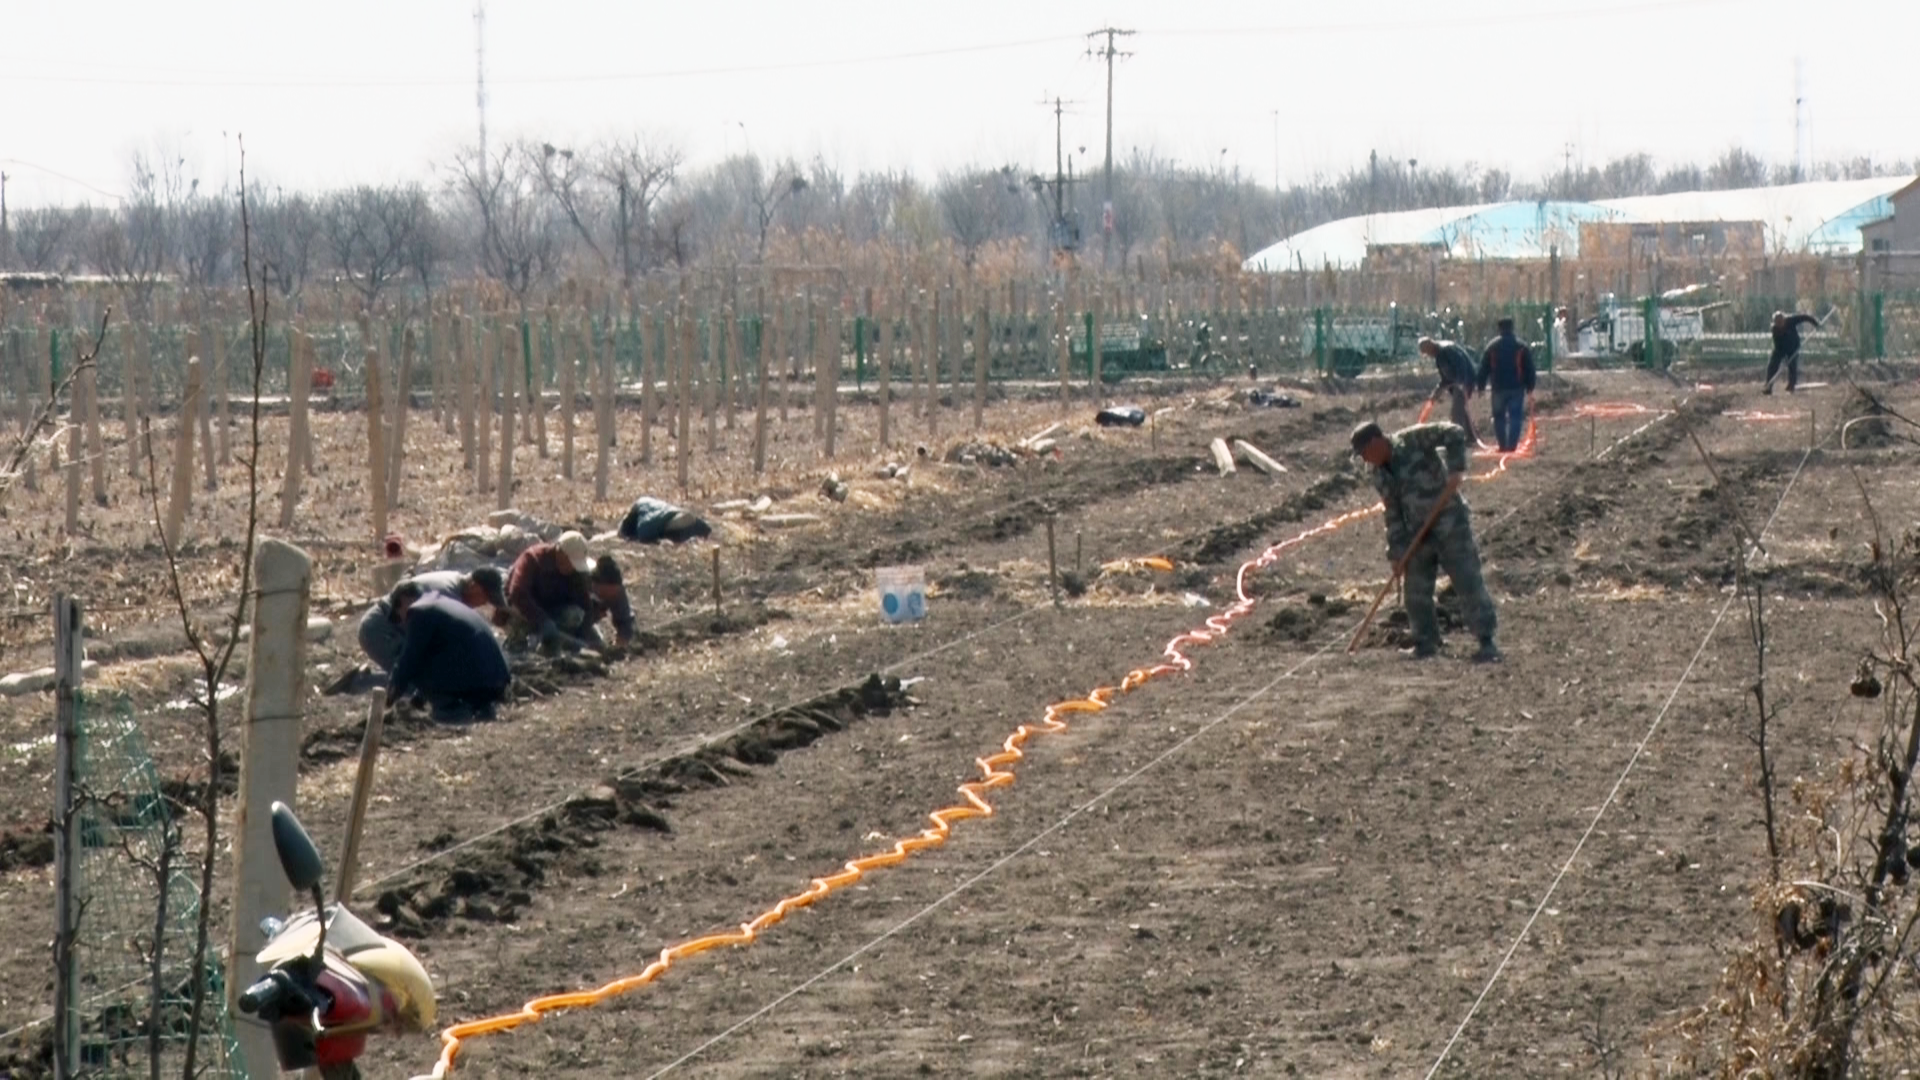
[[1095, 405, 1148, 427]]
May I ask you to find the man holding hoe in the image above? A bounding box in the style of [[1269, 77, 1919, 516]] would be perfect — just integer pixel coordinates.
[[1351, 420, 1501, 662]]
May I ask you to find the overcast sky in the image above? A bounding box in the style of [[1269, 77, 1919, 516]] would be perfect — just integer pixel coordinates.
[[1, 0, 1912, 208]]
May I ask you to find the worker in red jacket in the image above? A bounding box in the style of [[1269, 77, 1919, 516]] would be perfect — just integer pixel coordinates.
[[500, 531, 597, 653]]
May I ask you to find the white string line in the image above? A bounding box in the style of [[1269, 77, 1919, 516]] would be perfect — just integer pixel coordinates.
[[646, 624, 1354, 1078], [353, 605, 1039, 898], [642, 401, 1672, 1076], [1422, 429, 1824, 1080]]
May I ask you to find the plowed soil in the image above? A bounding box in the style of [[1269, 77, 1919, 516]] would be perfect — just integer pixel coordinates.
[[3, 366, 1917, 1077]]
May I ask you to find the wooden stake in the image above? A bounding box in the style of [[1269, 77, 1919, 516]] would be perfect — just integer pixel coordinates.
[[531, 310, 548, 454], [594, 316, 611, 502], [364, 347, 389, 543], [639, 308, 654, 465], [877, 303, 892, 448], [456, 314, 475, 471], [1046, 515, 1060, 607], [477, 322, 494, 495], [824, 304, 839, 460], [438, 311, 456, 437], [278, 334, 308, 529], [1588, 414, 1596, 457], [214, 316, 231, 465], [973, 302, 988, 432], [561, 322, 577, 480], [704, 308, 718, 455], [711, 547, 722, 617], [775, 299, 789, 426], [1209, 437, 1237, 475], [1090, 289, 1103, 390], [499, 320, 517, 510], [724, 304, 740, 432], [334, 692, 385, 902], [164, 356, 204, 548], [683, 305, 698, 486], [82, 361, 105, 507], [1056, 294, 1071, 413], [193, 331, 216, 493], [753, 299, 769, 475], [387, 327, 414, 508], [63, 405, 81, 535]]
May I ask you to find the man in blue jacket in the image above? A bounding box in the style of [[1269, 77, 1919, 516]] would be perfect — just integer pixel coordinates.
[[1477, 317, 1537, 453], [385, 585, 513, 723]]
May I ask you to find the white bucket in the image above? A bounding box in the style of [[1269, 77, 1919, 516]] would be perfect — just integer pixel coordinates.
[[875, 566, 927, 624]]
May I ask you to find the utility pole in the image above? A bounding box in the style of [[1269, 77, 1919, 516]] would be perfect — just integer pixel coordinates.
[[1087, 27, 1133, 268], [1793, 57, 1807, 182], [1562, 142, 1574, 199], [473, 0, 490, 188], [0, 171, 9, 264]]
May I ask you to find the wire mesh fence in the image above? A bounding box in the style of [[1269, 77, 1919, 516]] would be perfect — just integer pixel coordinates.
[[67, 690, 248, 1079]]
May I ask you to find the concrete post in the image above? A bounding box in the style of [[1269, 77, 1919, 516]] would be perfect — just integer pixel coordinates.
[[226, 540, 312, 1080]]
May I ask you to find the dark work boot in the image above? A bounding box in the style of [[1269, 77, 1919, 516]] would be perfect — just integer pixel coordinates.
[[1401, 641, 1439, 660], [1472, 636, 1503, 664]]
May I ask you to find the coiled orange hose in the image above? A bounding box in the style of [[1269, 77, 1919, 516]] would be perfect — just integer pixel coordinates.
[[412, 419, 1540, 1079]]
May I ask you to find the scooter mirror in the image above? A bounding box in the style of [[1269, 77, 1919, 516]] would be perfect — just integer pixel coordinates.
[[269, 801, 326, 893]]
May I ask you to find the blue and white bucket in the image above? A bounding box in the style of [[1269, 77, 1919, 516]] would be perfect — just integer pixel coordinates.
[[876, 566, 927, 624]]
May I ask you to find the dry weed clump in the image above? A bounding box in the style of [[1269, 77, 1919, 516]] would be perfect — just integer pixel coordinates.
[[1660, 517, 1920, 1077]]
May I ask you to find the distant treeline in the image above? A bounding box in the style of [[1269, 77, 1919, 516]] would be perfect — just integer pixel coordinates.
[[1, 143, 1912, 302]]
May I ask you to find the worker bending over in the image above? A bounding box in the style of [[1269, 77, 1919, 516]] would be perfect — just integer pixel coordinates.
[[1352, 420, 1500, 663]]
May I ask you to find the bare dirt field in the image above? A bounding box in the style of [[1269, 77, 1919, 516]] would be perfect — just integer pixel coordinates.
[[3, 360, 1916, 1077]]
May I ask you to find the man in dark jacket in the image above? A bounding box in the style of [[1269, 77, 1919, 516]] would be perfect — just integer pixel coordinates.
[[1418, 336, 1480, 443], [356, 568, 507, 674], [386, 586, 512, 723], [1765, 310, 1822, 395], [618, 497, 712, 544], [1477, 317, 1537, 453]]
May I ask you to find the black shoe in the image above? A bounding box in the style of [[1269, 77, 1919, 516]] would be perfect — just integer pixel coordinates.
[[1762, 385, 1773, 396], [431, 700, 477, 725], [1401, 643, 1438, 660], [1472, 638, 1503, 663], [472, 700, 498, 721]]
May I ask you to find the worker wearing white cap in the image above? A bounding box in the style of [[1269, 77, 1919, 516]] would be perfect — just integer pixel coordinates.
[[499, 530, 600, 653]]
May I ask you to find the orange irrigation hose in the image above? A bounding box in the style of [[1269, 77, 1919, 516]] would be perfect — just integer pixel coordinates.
[[411, 417, 1540, 1080]]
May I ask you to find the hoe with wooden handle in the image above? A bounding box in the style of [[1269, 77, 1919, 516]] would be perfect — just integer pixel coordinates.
[[1347, 475, 1460, 654]]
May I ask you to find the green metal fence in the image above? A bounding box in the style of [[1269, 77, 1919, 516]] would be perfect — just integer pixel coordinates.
[[68, 691, 248, 1079]]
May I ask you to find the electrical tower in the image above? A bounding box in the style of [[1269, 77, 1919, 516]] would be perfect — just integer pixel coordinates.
[[1086, 27, 1133, 267], [474, 0, 490, 187]]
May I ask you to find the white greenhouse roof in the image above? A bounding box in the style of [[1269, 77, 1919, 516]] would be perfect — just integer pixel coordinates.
[[1244, 176, 1917, 271]]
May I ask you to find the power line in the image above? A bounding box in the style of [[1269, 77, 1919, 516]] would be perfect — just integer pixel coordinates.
[[0, 34, 1081, 91]]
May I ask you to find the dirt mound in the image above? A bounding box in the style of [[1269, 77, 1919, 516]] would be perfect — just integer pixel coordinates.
[[0, 824, 53, 873], [1184, 470, 1363, 565], [1262, 595, 1356, 643], [369, 675, 916, 940]]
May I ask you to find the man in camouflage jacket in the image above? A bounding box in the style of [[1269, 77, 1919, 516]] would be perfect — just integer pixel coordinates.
[[1352, 420, 1501, 662]]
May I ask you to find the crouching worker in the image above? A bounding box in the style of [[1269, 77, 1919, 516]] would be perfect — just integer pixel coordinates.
[[386, 584, 513, 723], [585, 555, 638, 655], [1351, 420, 1501, 663], [500, 530, 599, 654], [357, 568, 507, 674]]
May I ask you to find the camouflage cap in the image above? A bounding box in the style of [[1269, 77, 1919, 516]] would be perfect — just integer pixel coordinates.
[[1350, 421, 1386, 454]]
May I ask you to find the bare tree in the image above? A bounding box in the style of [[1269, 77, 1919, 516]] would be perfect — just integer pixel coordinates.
[[530, 139, 607, 269], [251, 190, 323, 299], [591, 136, 681, 283], [175, 188, 236, 289], [452, 144, 567, 299], [320, 184, 433, 306], [9, 205, 86, 272]]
